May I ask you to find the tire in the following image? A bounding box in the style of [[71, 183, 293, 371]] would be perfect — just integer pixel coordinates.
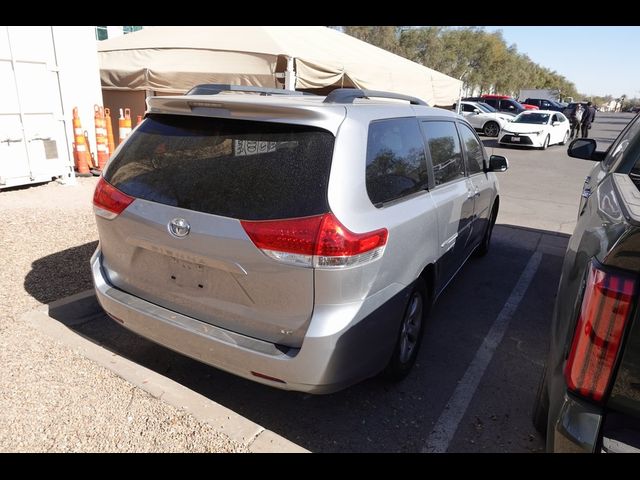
[[475, 201, 498, 257], [560, 130, 570, 145], [483, 121, 500, 137], [532, 364, 550, 435], [540, 135, 550, 150], [384, 278, 429, 381]]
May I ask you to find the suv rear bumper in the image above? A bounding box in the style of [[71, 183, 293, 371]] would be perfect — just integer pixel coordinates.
[[552, 392, 602, 452], [91, 249, 405, 394]]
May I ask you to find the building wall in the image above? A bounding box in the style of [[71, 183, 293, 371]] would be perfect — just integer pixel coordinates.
[[0, 26, 102, 188], [52, 26, 104, 167]]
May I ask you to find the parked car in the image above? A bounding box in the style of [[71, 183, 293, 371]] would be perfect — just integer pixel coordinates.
[[498, 110, 571, 149], [533, 111, 640, 452], [482, 94, 539, 111], [522, 98, 565, 112], [91, 85, 509, 394], [463, 96, 527, 115], [459, 100, 513, 137]]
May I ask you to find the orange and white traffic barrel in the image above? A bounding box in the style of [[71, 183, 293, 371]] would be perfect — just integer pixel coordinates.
[[94, 105, 109, 170], [118, 108, 132, 144], [71, 107, 91, 176]]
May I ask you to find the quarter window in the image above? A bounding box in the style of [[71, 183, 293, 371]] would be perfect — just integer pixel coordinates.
[[365, 118, 429, 206], [422, 121, 464, 186]]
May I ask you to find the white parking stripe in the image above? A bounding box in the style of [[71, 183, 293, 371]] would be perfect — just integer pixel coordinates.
[[422, 251, 543, 453]]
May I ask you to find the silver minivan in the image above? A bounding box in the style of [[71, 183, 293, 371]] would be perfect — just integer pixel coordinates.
[[92, 86, 508, 393]]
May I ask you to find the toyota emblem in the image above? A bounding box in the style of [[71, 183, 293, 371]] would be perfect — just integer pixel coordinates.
[[168, 218, 190, 238]]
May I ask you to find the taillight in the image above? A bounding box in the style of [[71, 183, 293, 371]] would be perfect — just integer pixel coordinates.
[[564, 262, 637, 403], [240, 213, 388, 268], [93, 177, 134, 219]]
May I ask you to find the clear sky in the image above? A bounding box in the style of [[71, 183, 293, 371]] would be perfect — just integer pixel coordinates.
[[484, 26, 640, 99]]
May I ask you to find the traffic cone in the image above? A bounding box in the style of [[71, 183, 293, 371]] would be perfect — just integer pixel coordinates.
[[71, 107, 91, 177], [118, 108, 132, 144], [104, 108, 116, 156], [94, 105, 109, 170]]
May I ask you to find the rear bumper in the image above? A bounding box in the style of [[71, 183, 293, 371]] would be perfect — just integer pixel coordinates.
[[91, 249, 406, 394], [552, 392, 603, 452], [552, 392, 640, 453]]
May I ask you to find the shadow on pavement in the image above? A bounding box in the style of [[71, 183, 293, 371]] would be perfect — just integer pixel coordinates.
[[32, 225, 568, 452], [24, 241, 98, 305]]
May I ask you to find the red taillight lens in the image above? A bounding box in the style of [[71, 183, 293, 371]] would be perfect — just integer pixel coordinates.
[[93, 177, 134, 219], [315, 213, 388, 257], [240, 214, 324, 256], [240, 213, 388, 268], [564, 263, 637, 403]]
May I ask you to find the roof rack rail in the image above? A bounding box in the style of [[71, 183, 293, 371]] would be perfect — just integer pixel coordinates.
[[323, 88, 429, 106], [186, 84, 311, 96]]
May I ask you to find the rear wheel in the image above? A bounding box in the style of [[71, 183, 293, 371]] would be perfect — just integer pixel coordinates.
[[384, 278, 429, 381], [483, 121, 500, 137]]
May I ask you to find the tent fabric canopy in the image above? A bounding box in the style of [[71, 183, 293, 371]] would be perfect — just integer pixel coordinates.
[[98, 26, 462, 106]]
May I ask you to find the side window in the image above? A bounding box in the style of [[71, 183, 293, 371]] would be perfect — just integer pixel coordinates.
[[606, 115, 640, 171], [462, 104, 474, 113], [421, 121, 464, 186], [458, 123, 484, 174], [484, 98, 498, 109], [366, 118, 429, 206], [552, 114, 558, 123], [502, 100, 516, 111]]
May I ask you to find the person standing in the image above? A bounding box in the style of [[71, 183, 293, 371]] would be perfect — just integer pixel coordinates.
[[581, 101, 597, 138], [571, 103, 584, 139]]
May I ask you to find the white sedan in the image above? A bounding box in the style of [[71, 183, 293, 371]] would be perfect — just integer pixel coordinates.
[[460, 101, 514, 137], [498, 110, 571, 149]]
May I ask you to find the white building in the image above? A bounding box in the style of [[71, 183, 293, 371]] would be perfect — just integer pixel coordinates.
[[0, 26, 103, 189]]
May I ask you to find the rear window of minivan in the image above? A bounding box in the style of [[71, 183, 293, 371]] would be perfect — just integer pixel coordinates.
[[104, 114, 335, 221]]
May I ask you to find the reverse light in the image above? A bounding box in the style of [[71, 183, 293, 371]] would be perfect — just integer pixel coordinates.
[[564, 262, 637, 403], [241, 213, 388, 269], [93, 176, 134, 219]]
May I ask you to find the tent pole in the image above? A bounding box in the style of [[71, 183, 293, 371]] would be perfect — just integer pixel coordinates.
[[285, 57, 296, 91]]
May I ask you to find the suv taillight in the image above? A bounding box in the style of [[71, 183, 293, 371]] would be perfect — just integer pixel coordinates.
[[93, 177, 134, 219], [564, 262, 637, 403], [240, 213, 388, 268]]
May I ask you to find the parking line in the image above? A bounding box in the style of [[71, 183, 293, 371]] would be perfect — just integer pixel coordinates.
[[422, 251, 543, 453]]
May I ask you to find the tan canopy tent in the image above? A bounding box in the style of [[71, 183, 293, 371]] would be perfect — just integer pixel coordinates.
[[98, 26, 462, 107]]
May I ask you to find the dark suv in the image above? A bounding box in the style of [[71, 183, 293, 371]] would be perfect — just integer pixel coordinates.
[[463, 96, 524, 115], [533, 112, 640, 452], [523, 98, 564, 112]]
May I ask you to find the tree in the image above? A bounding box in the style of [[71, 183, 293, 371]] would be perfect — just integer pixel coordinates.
[[342, 26, 583, 100]]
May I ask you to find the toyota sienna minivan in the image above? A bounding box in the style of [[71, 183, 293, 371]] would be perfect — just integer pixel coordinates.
[[92, 85, 508, 393]]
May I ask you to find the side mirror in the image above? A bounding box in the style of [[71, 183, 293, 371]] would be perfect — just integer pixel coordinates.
[[474, 108, 480, 114], [552, 121, 561, 126], [487, 155, 508, 172], [567, 138, 597, 160]]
